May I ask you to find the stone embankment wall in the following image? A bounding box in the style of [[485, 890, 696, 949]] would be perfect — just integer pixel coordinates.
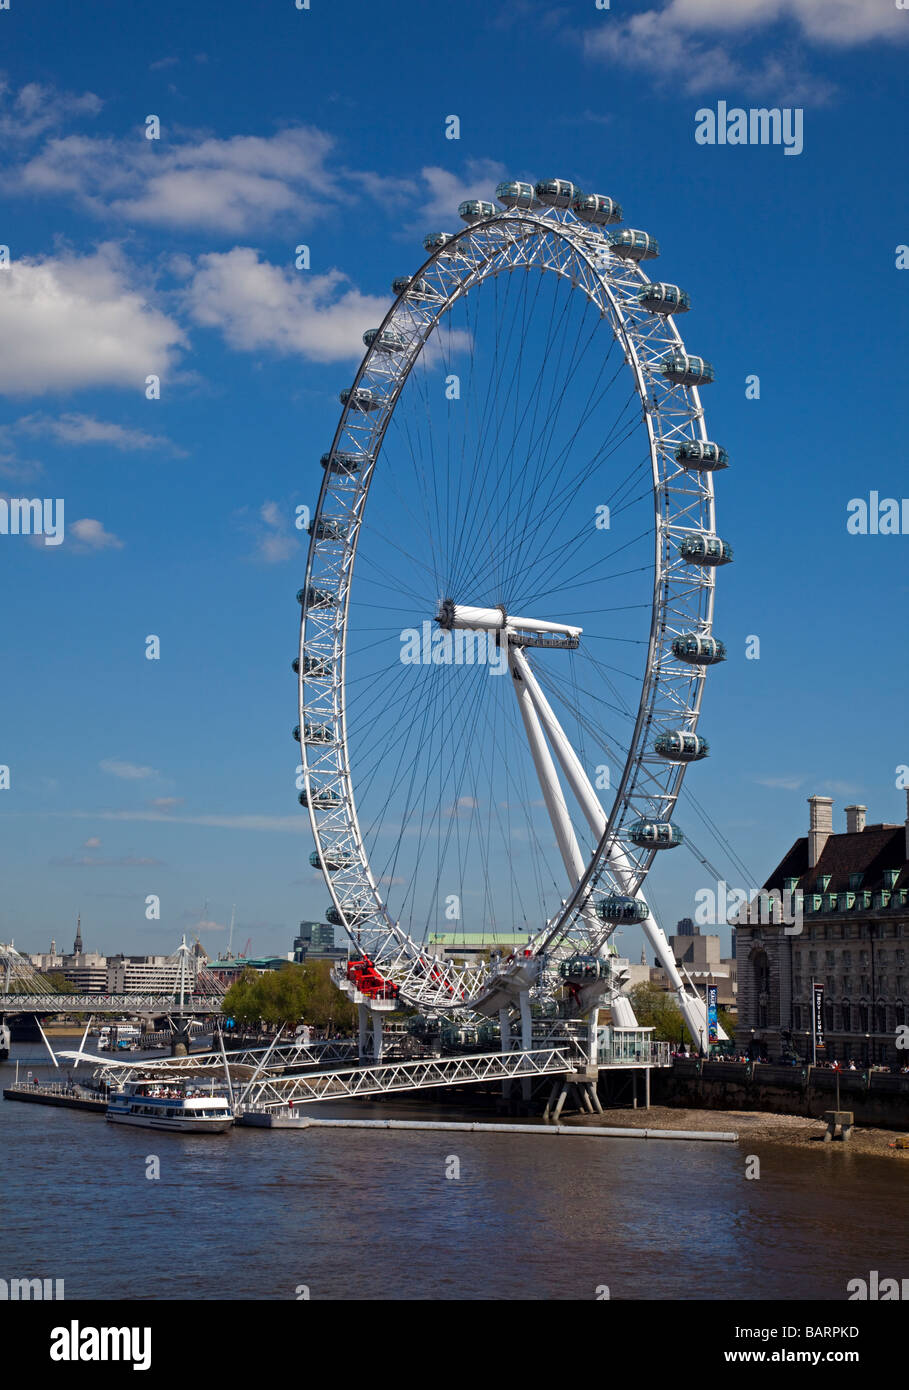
[[653, 1060, 909, 1130]]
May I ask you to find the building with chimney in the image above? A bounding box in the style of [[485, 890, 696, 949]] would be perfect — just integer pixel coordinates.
[[736, 792, 909, 1063]]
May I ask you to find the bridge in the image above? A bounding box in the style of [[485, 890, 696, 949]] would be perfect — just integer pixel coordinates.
[[240, 1045, 583, 1109], [0, 993, 223, 1016]]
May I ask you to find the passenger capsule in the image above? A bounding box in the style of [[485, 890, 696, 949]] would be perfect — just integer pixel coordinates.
[[339, 386, 382, 412], [300, 654, 330, 678], [314, 518, 349, 542], [423, 232, 455, 252], [321, 451, 364, 475], [292, 657, 300, 674], [637, 282, 690, 314], [671, 633, 727, 665], [292, 725, 301, 742], [627, 819, 684, 849], [534, 179, 579, 208], [391, 275, 428, 297], [363, 327, 408, 354], [675, 441, 728, 471], [606, 229, 660, 260], [298, 789, 341, 810], [303, 722, 333, 744], [679, 534, 733, 566], [302, 586, 336, 610], [571, 192, 623, 225], [458, 199, 496, 224], [326, 904, 370, 927], [558, 954, 609, 980], [653, 731, 710, 762], [659, 353, 714, 387], [595, 895, 650, 924], [496, 180, 537, 209], [309, 849, 354, 872]]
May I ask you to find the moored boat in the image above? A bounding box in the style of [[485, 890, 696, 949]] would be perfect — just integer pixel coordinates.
[[106, 1078, 233, 1132]]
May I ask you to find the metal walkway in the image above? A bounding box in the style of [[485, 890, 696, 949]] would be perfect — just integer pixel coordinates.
[[242, 1045, 582, 1110], [0, 993, 222, 1014]]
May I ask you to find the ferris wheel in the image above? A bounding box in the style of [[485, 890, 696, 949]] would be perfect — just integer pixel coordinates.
[[296, 176, 731, 1043]]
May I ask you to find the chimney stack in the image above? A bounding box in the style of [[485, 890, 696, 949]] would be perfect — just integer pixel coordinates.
[[808, 795, 834, 868], [845, 804, 867, 834]]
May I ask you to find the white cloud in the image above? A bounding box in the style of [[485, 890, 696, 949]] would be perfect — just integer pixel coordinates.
[[183, 247, 388, 363], [0, 80, 102, 143], [83, 836, 102, 848], [0, 245, 185, 396], [61, 808, 305, 832], [71, 518, 124, 550], [15, 412, 185, 455], [754, 775, 805, 791], [667, 0, 909, 44], [584, 16, 830, 98], [254, 500, 298, 564], [17, 126, 340, 235], [100, 759, 159, 780], [416, 158, 508, 226]]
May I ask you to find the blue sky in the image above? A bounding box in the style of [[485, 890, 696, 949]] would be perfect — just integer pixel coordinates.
[[1, 0, 907, 963]]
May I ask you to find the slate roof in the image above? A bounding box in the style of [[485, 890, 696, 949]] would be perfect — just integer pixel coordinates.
[[763, 824, 909, 894]]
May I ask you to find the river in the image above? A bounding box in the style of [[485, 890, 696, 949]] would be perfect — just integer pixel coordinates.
[[2, 1040, 906, 1300]]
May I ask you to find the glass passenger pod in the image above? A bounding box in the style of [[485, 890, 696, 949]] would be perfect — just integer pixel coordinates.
[[653, 731, 710, 762], [496, 180, 538, 210], [422, 232, 455, 252], [671, 634, 727, 665], [606, 229, 660, 261], [534, 179, 578, 208], [558, 954, 610, 980], [637, 282, 691, 315], [298, 654, 331, 678], [595, 895, 650, 924], [326, 904, 371, 927], [659, 353, 715, 387], [675, 441, 729, 471], [301, 586, 336, 609], [298, 789, 341, 809], [458, 199, 497, 224], [362, 327, 408, 354], [314, 518, 349, 542], [571, 192, 623, 225], [627, 819, 684, 849], [303, 722, 333, 744], [391, 275, 429, 297], [310, 849, 354, 872], [339, 387, 382, 413], [320, 451, 364, 475], [678, 534, 733, 566]]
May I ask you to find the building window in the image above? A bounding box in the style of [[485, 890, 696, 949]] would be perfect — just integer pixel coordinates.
[[793, 1004, 801, 1030], [896, 1001, 905, 1028], [825, 1003, 835, 1031], [849, 872, 864, 891], [884, 869, 900, 889], [876, 1002, 888, 1034], [842, 1001, 851, 1031], [858, 1002, 869, 1032], [826, 952, 835, 968]]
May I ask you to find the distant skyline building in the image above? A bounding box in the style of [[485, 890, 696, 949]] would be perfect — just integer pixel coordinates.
[[676, 917, 698, 937]]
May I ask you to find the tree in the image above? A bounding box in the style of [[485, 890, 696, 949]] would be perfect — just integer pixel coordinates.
[[45, 972, 73, 994], [222, 960, 358, 1032], [628, 981, 688, 1044]]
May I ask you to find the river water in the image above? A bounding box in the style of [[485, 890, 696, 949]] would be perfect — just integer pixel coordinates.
[[2, 1041, 907, 1301]]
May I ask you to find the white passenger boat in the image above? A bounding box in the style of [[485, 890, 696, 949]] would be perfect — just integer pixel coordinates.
[[106, 1078, 233, 1132]]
